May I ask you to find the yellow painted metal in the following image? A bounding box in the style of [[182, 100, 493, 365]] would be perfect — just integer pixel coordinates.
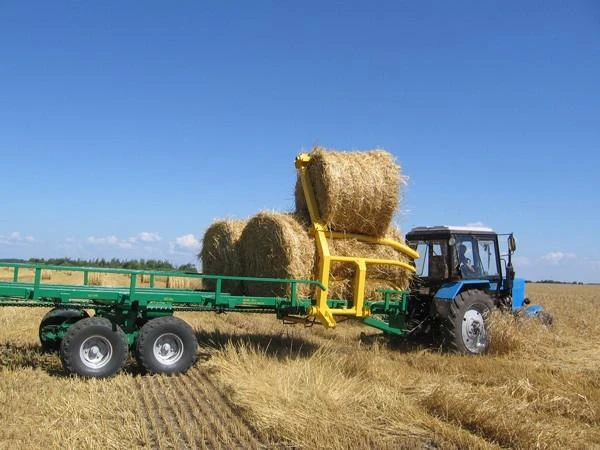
[[328, 231, 420, 260], [330, 255, 416, 274], [296, 154, 336, 327], [295, 152, 418, 328]]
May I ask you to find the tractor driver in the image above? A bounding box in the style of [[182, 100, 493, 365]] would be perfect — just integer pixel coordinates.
[[458, 243, 477, 277]]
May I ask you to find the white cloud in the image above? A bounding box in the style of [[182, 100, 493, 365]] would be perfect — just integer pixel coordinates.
[[87, 231, 161, 249], [0, 231, 35, 246], [88, 235, 133, 249], [540, 251, 576, 265], [174, 234, 200, 250], [137, 232, 161, 242]]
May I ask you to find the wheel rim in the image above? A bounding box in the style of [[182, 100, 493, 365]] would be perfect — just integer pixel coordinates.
[[153, 333, 184, 366], [462, 309, 488, 353], [80, 335, 113, 369]]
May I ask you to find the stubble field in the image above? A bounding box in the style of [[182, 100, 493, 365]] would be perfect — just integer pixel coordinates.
[[0, 269, 598, 449]]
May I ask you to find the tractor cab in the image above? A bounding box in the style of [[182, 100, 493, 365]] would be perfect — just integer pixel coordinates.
[[406, 225, 531, 312], [406, 226, 504, 286]]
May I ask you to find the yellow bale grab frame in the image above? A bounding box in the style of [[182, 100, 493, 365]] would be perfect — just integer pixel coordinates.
[[295, 153, 418, 328]]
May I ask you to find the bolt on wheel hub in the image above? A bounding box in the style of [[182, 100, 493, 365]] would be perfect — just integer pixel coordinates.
[[80, 335, 113, 369], [462, 309, 488, 353], [153, 333, 184, 366]]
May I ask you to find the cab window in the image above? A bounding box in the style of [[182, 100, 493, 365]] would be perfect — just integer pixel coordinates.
[[455, 237, 480, 278], [477, 239, 499, 277]]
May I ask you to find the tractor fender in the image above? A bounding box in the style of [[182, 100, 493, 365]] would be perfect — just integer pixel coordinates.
[[434, 280, 491, 301], [432, 280, 491, 316]]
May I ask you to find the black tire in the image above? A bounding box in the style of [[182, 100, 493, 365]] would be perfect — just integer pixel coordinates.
[[135, 316, 197, 375], [440, 289, 494, 354], [60, 317, 128, 378], [39, 308, 89, 352]]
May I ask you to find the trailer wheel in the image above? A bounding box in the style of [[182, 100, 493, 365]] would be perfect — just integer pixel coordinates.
[[39, 308, 89, 352], [135, 316, 197, 374], [60, 317, 128, 378], [440, 289, 494, 354]]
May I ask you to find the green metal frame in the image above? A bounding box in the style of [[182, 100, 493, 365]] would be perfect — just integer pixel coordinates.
[[0, 262, 410, 345]]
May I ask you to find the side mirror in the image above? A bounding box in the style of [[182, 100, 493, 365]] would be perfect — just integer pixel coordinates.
[[508, 234, 517, 252]]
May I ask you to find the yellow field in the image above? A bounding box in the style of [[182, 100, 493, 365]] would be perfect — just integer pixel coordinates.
[[0, 280, 598, 449]]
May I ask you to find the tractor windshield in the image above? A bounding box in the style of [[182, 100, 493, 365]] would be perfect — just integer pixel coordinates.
[[409, 240, 449, 280], [453, 235, 500, 279]]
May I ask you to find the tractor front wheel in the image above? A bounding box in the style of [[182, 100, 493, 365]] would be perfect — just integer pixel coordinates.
[[135, 316, 197, 375], [440, 289, 494, 354], [60, 317, 128, 378]]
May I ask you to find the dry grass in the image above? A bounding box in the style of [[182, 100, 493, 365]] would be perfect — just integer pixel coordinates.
[[200, 219, 247, 295], [295, 146, 405, 236], [0, 284, 598, 448], [41, 270, 52, 281], [209, 284, 600, 449], [87, 272, 104, 286]]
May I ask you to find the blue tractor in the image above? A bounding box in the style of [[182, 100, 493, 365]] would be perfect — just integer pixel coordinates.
[[405, 226, 549, 354]]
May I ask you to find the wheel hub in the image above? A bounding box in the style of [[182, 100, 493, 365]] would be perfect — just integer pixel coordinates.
[[153, 333, 184, 366], [462, 309, 488, 353], [80, 335, 113, 369]]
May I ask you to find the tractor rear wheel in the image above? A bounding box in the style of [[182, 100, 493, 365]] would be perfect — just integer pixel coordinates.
[[39, 308, 89, 352], [60, 317, 128, 378], [135, 316, 197, 375], [440, 289, 494, 354]]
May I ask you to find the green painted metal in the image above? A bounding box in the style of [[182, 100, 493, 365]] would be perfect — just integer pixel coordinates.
[[362, 289, 409, 335], [0, 262, 410, 344]]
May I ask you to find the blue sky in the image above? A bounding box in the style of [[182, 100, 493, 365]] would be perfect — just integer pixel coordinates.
[[1, 1, 598, 282]]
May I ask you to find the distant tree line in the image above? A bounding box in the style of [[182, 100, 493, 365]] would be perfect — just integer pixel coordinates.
[[526, 280, 585, 285], [15, 257, 198, 272]]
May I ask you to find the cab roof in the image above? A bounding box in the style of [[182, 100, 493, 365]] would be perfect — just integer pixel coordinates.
[[407, 225, 497, 239]]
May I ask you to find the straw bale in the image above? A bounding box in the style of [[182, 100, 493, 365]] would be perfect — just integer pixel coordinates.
[[239, 212, 316, 298], [327, 226, 412, 290], [239, 212, 412, 300], [166, 276, 189, 289], [295, 147, 404, 236], [200, 219, 247, 295], [327, 276, 408, 301]]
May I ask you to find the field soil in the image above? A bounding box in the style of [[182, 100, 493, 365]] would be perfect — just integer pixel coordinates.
[[0, 270, 598, 449]]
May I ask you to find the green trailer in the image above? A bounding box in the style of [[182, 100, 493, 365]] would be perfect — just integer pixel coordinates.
[[0, 262, 410, 378], [0, 153, 418, 378]]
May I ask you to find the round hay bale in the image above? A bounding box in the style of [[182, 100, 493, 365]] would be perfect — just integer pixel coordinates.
[[166, 276, 188, 289], [327, 277, 409, 301], [295, 147, 404, 236], [328, 226, 412, 290], [200, 219, 247, 295], [239, 212, 316, 298]]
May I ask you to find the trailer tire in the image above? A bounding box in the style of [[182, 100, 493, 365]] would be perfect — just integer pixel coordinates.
[[440, 289, 494, 354], [39, 308, 89, 352], [60, 317, 128, 378], [135, 316, 197, 375]]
